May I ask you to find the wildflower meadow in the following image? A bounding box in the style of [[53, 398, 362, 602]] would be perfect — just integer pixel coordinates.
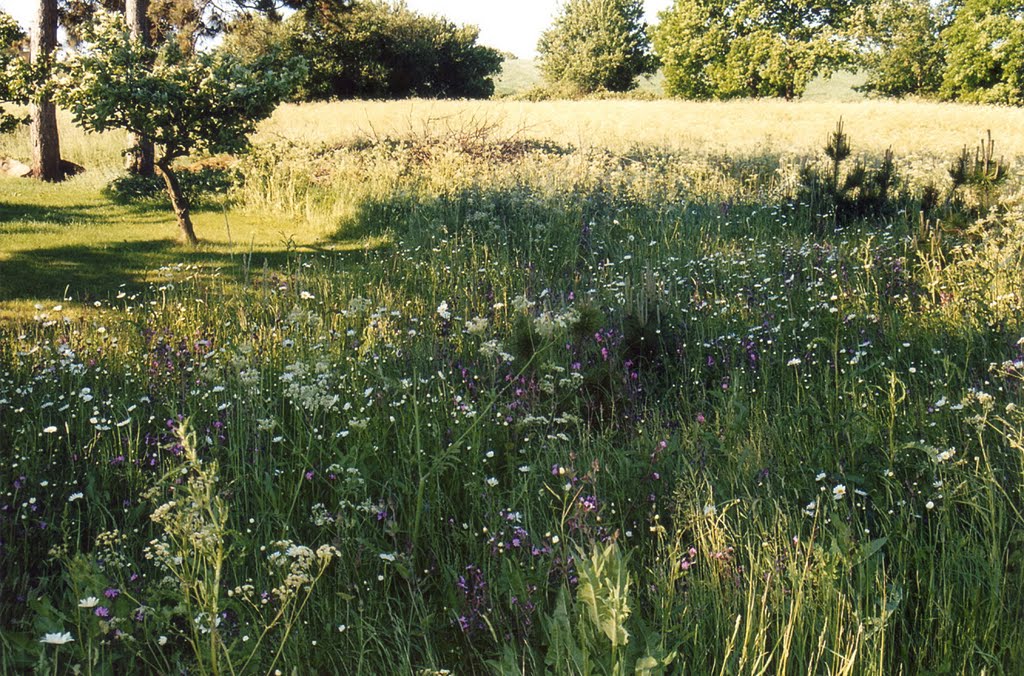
[[2, 100, 1024, 673]]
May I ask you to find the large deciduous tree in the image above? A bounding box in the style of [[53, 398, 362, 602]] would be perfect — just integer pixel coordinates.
[[59, 0, 320, 48], [536, 0, 656, 93], [941, 0, 1024, 104], [853, 0, 946, 97], [56, 12, 304, 245], [290, 1, 502, 100], [30, 0, 62, 180], [653, 0, 859, 100]]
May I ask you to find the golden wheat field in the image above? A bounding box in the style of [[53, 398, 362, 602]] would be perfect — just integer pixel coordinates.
[[260, 98, 1024, 158], [4, 98, 1024, 176]]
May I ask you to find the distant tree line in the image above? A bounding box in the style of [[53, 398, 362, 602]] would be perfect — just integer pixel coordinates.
[[2, 0, 1022, 202], [2, 1, 503, 113], [536, 0, 1024, 105]]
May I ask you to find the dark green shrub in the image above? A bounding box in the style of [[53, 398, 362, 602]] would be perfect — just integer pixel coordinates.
[[104, 166, 240, 206], [292, 2, 502, 100], [946, 130, 1009, 215]]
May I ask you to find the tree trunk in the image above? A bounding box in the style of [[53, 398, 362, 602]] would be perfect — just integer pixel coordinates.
[[124, 0, 154, 176], [155, 160, 199, 246], [30, 0, 61, 182], [125, 133, 155, 176]]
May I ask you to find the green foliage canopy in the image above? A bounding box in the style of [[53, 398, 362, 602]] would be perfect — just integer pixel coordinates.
[[59, 0, 330, 50], [941, 0, 1024, 104], [536, 0, 656, 93], [853, 0, 946, 97], [653, 0, 859, 100], [0, 11, 27, 134], [290, 1, 503, 100], [56, 11, 304, 161]]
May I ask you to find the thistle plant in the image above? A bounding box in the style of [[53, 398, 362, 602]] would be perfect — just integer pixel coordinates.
[[541, 542, 675, 675]]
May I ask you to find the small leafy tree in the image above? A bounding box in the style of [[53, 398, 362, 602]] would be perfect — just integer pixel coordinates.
[[0, 11, 27, 134], [941, 0, 1024, 104], [654, 0, 858, 100], [56, 12, 304, 245], [537, 0, 656, 94]]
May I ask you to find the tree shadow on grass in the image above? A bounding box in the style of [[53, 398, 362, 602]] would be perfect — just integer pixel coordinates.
[[0, 197, 223, 226], [329, 193, 421, 243], [0, 237, 387, 305], [0, 239, 182, 302], [0, 201, 105, 230]]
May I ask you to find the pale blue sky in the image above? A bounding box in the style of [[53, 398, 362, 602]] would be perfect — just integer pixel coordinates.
[[0, 0, 676, 58]]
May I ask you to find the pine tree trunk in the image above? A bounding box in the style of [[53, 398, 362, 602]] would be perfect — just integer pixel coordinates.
[[124, 0, 154, 176], [155, 160, 199, 246], [30, 0, 61, 182]]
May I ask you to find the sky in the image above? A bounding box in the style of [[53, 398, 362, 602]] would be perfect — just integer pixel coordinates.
[[400, 1, 675, 58], [0, 0, 676, 59]]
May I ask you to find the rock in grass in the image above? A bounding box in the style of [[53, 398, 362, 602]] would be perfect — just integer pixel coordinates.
[[0, 157, 84, 179], [0, 157, 31, 177]]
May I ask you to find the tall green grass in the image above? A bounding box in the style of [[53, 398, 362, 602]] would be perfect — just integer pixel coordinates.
[[1, 103, 1023, 674]]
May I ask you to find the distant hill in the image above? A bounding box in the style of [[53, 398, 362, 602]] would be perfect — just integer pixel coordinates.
[[493, 59, 865, 102], [801, 71, 868, 103], [493, 59, 543, 97], [493, 59, 664, 98]]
